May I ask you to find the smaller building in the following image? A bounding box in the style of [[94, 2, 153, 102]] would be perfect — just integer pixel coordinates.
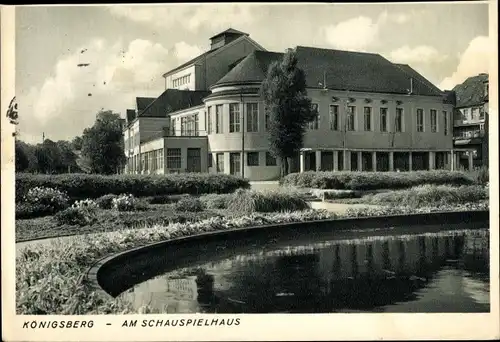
[[451, 73, 489, 169]]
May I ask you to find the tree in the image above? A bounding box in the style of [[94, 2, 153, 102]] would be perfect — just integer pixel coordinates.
[[35, 139, 63, 174], [81, 110, 125, 174], [15, 140, 29, 172], [260, 49, 317, 177], [56, 140, 78, 173], [72, 136, 83, 151]]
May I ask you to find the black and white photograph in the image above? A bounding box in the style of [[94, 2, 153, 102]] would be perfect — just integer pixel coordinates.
[[1, 2, 498, 341]]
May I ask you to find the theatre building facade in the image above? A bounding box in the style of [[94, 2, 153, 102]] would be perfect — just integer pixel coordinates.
[[123, 28, 472, 180]]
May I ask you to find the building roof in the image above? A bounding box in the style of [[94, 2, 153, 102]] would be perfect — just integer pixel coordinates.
[[214, 47, 444, 97], [136, 97, 156, 111], [162, 50, 215, 78], [126, 109, 136, 123], [395, 64, 443, 95], [452, 73, 489, 108], [139, 89, 211, 118], [209, 28, 249, 40]]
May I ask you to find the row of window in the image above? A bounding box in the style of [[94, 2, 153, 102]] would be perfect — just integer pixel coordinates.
[[172, 74, 191, 88], [127, 148, 164, 172], [310, 105, 449, 135], [458, 106, 486, 122], [208, 151, 277, 171], [124, 132, 139, 150], [170, 114, 200, 136], [204, 103, 449, 135]]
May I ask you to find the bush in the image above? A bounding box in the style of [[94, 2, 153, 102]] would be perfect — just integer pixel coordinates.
[[174, 196, 204, 212], [362, 185, 488, 207], [16, 173, 250, 201], [72, 199, 98, 209], [16, 203, 56, 219], [228, 189, 310, 214], [147, 194, 190, 205], [96, 194, 118, 209], [322, 189, 359, 200], [281, 170, 475, 190], [23, 186, 70, 209], [199, 193, 232, 209], [112, 194, 149, 212], [55, 206, 98, 226], [469, 166, 489, 185]]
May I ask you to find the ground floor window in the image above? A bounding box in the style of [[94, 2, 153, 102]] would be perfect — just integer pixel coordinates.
[[376, 152, 390, 172], [320, 151, 334, 171], [166, 148, 182, 169], [229, 153, 241, 176], [208, 153, 213, 168], [350, 152, 358, 171], [412, 152, 429, 171], [361, 152, 373, 171], [247, 152, 259, 166], [394, 152, 409, 171], [337, 151, 344, 171], [187, 148, 201, 172]]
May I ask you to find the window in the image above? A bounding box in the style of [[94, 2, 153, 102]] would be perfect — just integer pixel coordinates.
[[166, 148, 181, 169], [181, 117, 186, 136], [380, 108, 388, 132], [266, 152, 277, 166], [216, 105, 223, 133], [265, 112, 270, 131], [347, 106, 356, 131], [229, 103, 241, 133], [416, 108, 424, 132], [395, 108, 403, 132], [472, 107, 480, 120], [443, 111, 448, 136], [216, 153, 224, 173], [308, 104, 319, 130], [329, 105, 339, 131], [170, 119, 176, 136], [246, 103, 259, 132], [194, 114, 199, 136], [247, 152, 259, 166], [363, 107, 372, 131], [430, 109, 437, 132], [158, 149, 164, 169], [208, 153, 213, 168], [207, 107, 212, 134], [479, 106, 485, 120]]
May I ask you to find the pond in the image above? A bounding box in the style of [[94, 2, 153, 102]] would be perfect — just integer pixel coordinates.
[[119, 227, 489, 313]]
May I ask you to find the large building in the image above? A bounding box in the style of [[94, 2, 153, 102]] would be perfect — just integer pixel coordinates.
[[451, 73, 489, 169], [123, 28, 474, 180]]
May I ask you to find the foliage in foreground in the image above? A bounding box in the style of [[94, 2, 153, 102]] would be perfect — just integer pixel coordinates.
[[16, 172, 250, 201], [228, 189, 310, 213], [16, 203, 488, 315], [361, 185, 488, 207], [280, 170, 476, 190]]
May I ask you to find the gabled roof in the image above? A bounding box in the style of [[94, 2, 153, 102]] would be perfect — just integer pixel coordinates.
[[139, 89, 211, 118], [452, 73, 488, 108], [214, 46, 444, 97], [162, 50, 215, 78], [210, 28, 249, 40], [136, 97, 156, 111], [395, 64, 443, 95]]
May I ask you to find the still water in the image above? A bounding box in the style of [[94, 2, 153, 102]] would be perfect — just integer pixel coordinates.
[[121, 228, 489, 313]]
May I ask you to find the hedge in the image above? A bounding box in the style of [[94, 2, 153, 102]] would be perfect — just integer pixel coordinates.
[[280, 170, 475, 190], [16, 173, 250, 201]]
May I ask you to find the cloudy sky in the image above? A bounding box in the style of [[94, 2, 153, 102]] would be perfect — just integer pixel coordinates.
[[16, 3, 490, 144]]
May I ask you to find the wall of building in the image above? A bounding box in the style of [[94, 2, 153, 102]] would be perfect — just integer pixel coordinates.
[[166, 65, 197, 91], [163, 137, 209, 174]]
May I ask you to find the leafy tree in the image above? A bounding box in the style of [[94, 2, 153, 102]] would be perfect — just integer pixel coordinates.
[[35, 139, 63, 174], [72, 136, 83, 151], [15, 140, 39, 173], [81, 110, 125, 174], [260, 49, 317, 177], [56, 140, 78, 173], [15, 140, 29, 172]]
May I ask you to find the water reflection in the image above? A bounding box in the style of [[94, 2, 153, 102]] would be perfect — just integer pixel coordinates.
[[121, 229, 489, 313]]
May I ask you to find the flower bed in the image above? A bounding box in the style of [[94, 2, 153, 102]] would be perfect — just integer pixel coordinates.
[[16, 204, 488, 315], [280, 170, 475, 190], [16, 173, 250, 201]]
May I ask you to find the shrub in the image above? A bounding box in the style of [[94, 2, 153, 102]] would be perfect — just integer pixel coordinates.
[[174, 196, 204, 212], [112, 194, 149, 212], [148, 194, 190, 205], [23, 186, 70, 210], [469, 166, 489, 185], [281, 170, 475, 190], [228, 189, 310, 214], [96, 194, 118, 209], [55, 206, 98, 226], [16, 203, 55, 219], [199, 193, 232, 209], [363, 185, 488, 207], [16, 173, 250, 200], [322, 189, 359, 200]]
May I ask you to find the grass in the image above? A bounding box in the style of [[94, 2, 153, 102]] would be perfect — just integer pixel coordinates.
[[16, 203, 489, 315], [280, 170, 476, 190], [228, 188, 310, 214]]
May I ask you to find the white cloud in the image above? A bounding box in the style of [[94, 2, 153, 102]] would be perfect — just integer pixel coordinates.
[[174, 42, 203, 62], [18, 38, 172, 143], [439, 36, 492, 90], [390, 45, 449, 64], [108, 4, 256, 33], [322, 11, 414, 52]]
